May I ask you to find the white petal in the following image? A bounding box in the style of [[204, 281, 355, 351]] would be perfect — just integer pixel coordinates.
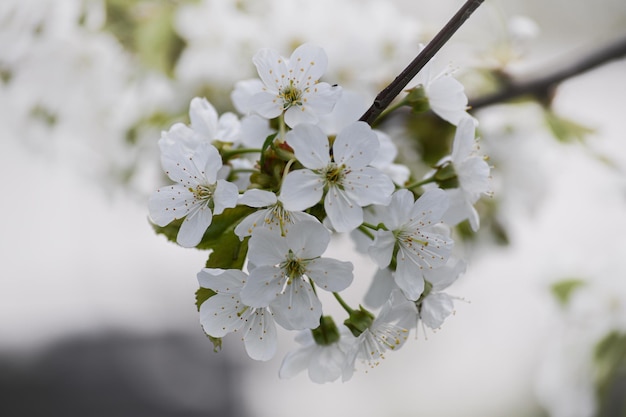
[[343, 167, 394, 206], [231, 79, 265, 114], [408, 188, 449, 227], [271, 280, 322, 330], [234, 209, 269, 239], [253, 47, 287, 92], [148, 185, 194, 226], [324, 187, 362, 232], [285, 123, 330, 169], [451, 116, 477, 162], [199, 293, 246, 337], [289, 43, 328, 85], [285, 221, 330, 259], [279, 169, 324, 211], [242, 308, 278, 361], [308, 345, 345, 383], [248, 228, 289, 266], [279, 344, 315, 380], [457, 156, 491, 199], [239, 189, 277, 207], [248, 91, 283, 119], [364, 268, 396, 308], [368, 230, 396, 269], [177, 205, 213, 248], [212, 179, 239, 215], [240, 265, 285, 307], [284, 105, 320, 128], [421, 293, 455, 329], [298, 83, 342, 121], [395, 250, 426, 300], [216, 112, 240, 143], [189, 97, 218, 140], [305, 258, 353, 292], [197, 268, 247, 293], [195, 142, 223, 184], [333, 121, 379, 169]]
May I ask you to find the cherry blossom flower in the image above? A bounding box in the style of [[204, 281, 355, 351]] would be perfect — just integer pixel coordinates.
[[279, 324, 353, 384], [368, 188, 453, 300], [342, 292, 413, 380], [411, 47, 475, 126], [148, 140, 239, 247], [233, 43, 342, 127], [240, 221, 353, 330], [197, 268, 277, 361], [442, 116, 491, 231], [416, 258, 466, 330], [279, 121, 394, 232], [234, 189, 319, 239]]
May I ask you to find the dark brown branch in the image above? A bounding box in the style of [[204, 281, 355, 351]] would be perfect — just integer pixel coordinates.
[[359, 0, 485, 126], [469, 35, 626, 111]]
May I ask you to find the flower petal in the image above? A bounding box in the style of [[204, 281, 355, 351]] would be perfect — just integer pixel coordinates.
[[242, 308, 278, 361], [148, 185, 194, 226], [248, 91, 283, 119], [199, 293, 246, 337], [285, 221, 330, 259], [189, 97, 218, 140], [364, 268, 396, 308], [324, 187, 362, 232], [343, 167, 394, 206], [285, 123, 330, 169], [240, 265, 284, 307], [248, 228, 289, 266], [333, 121, 379, 168], [253, 47, 287, 92], [368, 230, 396, 268], [421, 293, 455, 329], [279, 169, 324, 211], [395, 249, 426, 300], [239, 189, 277, 207], [212, 179, 239, 216], [177, 205, 213, 248], [289, 43, 328, 85], [306, 258, 353, 292], [279, 344, 315, 379], [271, 279, 322, 330], [197, 268, 247, 293]]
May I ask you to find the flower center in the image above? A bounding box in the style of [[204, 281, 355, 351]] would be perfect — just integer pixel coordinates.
[[280, 250, 307, 279], [279, 80, 303, 110], [190, 183, 216, 206], [323, 163, 346, 186]]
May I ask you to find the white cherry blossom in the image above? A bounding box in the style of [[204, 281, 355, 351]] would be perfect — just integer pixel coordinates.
[[279, 326, 353, 384], [197, 268, 277, 361], [280, 121, 394, 232], [417, 258, 466, 330], [233, 43, 342, 127], [342, 292, 413, 380], [241, 221, 353, 330], [368, 188, 453, 300], [148, 140, 239, 247], [443, 116, 491, 231]]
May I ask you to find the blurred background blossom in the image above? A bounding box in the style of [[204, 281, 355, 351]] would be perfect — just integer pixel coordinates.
[[1, 0, 625, 416]]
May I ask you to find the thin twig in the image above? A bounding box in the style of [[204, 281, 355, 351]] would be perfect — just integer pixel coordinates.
[[359, 0, 485, 125], [469, 35, 626, 110]]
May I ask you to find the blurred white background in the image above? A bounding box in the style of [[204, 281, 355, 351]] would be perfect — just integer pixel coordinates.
[[1, 0, 625, 416]]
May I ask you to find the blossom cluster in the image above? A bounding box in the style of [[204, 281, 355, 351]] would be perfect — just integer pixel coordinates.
[[148, 44, 491, 382]]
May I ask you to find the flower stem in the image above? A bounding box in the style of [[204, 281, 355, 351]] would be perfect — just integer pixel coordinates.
[[333, 292, 355, 315], [221, 148, 263, 160], [405, 175, 437, 190], [359, 0, 485, 125]]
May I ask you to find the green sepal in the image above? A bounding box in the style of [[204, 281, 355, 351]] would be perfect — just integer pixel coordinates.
[[312, 316, 341, 346], [434, 163, 459, 189], [403, 86, 430, 113], [550, 278, 586, 307], [206, 334, 223, 353], [344, 306, 375, 338], [259, 132, 279, 169]]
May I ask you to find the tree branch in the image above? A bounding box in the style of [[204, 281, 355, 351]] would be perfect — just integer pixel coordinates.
[[359, 0, 485, 126], [469, 35, 626, 111]]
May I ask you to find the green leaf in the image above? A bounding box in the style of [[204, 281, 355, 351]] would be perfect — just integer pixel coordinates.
[[151, 205, 254, 249], [550, 278, 586, 306], [195, 287, 216, 312], [205, 232, 249, 270]]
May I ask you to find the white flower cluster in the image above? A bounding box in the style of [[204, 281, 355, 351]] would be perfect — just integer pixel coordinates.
[[148, 44, 491, 383]]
